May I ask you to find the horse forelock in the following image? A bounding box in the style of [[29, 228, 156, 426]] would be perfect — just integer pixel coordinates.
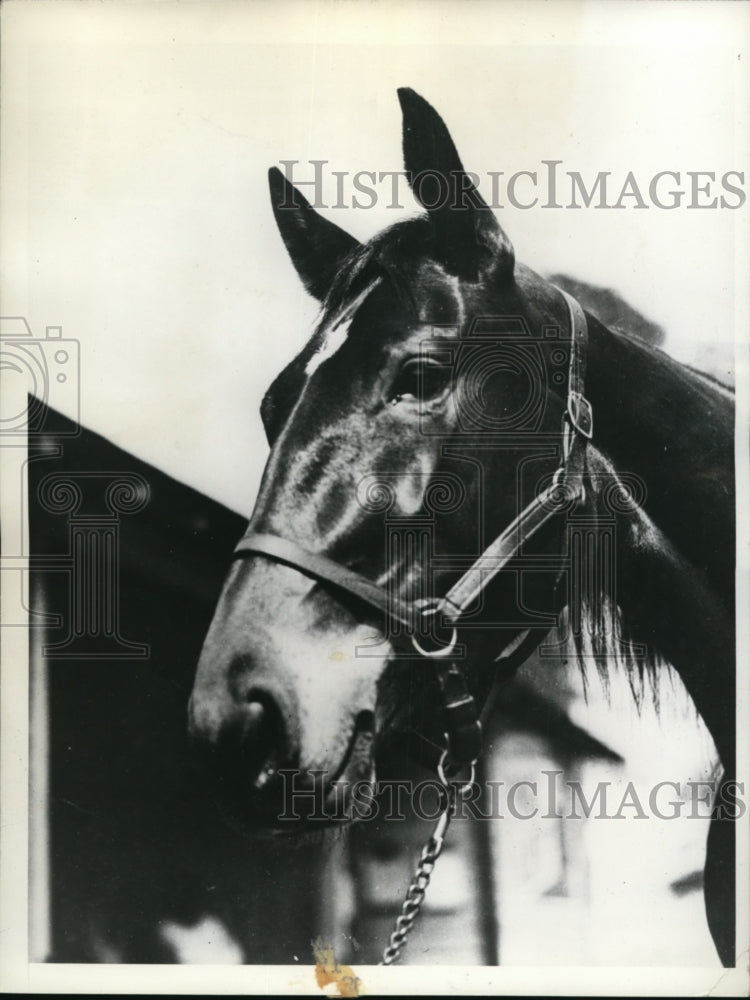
[[315, 218, 473, 333], [305, 277, 385, 377], [263, 219, 473, 434]]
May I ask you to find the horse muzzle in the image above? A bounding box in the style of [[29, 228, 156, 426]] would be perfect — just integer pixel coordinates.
[[188, 692, 377, 831], [188, 557, 387, 830]]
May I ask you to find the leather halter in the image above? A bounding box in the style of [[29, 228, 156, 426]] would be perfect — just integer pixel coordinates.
[[232, 288, 593, 765]]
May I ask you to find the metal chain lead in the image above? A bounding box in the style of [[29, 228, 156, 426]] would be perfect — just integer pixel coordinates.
[[379, 753, 477, 966], [379, 786, 455, 966]]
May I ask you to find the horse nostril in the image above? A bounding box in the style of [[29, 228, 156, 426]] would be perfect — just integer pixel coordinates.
[[241, 700, 267, 745], [188, 683, 295, 815], [237, 695, 289, 791]]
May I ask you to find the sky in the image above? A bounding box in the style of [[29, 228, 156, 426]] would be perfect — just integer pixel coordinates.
[[2, 1, 749, 515]]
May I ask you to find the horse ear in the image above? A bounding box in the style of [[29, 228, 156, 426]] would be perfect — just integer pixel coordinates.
[[397, 87, 514, 282], [268, 167, 361, 301]]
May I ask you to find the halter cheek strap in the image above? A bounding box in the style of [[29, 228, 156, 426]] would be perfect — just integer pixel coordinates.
[[232, 288, 593, 768]]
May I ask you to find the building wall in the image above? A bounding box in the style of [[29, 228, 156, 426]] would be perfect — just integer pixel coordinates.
[[29, 405, 328, 964]]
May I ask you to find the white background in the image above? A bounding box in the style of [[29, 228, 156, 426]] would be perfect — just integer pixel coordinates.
[[2, 1, 747, 514]]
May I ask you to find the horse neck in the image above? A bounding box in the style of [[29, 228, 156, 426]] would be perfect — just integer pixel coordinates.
[[582, 315, 735, 770], [585, 314, 734, 598]]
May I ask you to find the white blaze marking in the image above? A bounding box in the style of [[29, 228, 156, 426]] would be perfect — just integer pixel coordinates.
[[305, 277, 383, 376], [304, 318, 351, 377]]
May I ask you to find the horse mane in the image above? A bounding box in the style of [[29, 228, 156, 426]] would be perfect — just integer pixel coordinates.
[[681, 362, 734, 396], [562, 592, 669, 714], [549, 272, 666, 348], [554, 311, 733, 719]]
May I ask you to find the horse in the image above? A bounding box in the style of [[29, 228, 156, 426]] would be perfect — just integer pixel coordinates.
[[188, 88, 736, 966]]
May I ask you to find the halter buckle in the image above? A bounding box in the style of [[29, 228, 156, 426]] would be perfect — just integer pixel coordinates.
[[567, 391, 594, 440]]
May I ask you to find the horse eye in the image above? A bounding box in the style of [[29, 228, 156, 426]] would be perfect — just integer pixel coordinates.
[[390, 358, 452, 405]]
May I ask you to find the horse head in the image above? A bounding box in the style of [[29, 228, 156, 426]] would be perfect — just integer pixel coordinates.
[[188, 89, 588, 827], [187, 85, 737, 968]]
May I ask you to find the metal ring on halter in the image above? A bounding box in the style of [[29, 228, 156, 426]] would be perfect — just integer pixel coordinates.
[[411, 604, 458, 659], [437, 748, 477, 797]]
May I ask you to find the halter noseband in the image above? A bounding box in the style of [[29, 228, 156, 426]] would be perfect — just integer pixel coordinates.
[[232, 288, 593, 768]]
